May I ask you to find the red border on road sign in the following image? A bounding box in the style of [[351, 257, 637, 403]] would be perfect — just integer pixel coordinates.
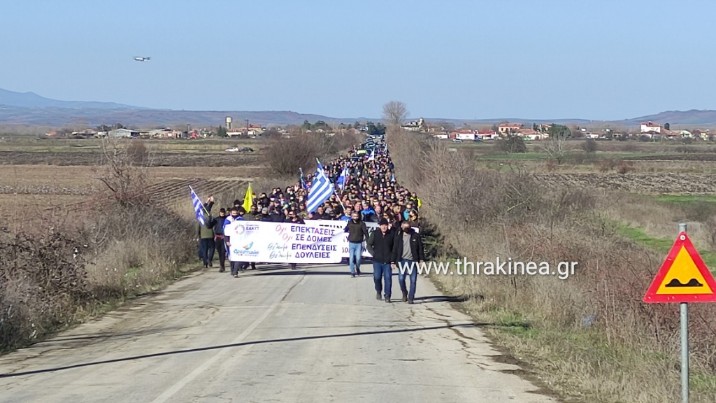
[[643, 231, 716, 303]]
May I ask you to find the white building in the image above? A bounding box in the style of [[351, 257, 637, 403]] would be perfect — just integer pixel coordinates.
[[455, 132, 476, 141], [108, 128, 139, 138], [640, 121, 661, 133]]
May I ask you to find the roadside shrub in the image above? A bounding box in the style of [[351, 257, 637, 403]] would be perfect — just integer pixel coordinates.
[[680, 201, 716, 223], [0, 230, 90, 351], [596, 158, 617, 172], [495, 135, 527, 153], [616, 160, 635, 174], [1, 140, 196, 352], [387, 127, 716, 401], [126, 140, 150, 165], [582, 138, 598, 153], [98, 138, 151, 207], [265, 134, 329, 175]]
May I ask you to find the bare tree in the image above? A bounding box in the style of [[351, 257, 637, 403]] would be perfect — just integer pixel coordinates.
[[97, 137, 152, 207], [539, 134, 568, 164], [383, 101, 408, 148], [383, 101, 408, 128]]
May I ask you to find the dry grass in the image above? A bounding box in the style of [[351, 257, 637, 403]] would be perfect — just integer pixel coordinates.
[[388, 131, 716, 402], [0, 140, 207, 352]]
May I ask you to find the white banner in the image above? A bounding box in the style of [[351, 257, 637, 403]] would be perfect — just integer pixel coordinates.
[[224, 220, 343, 263], [314, 220, 378, 258], [223, 220, 418, 263]]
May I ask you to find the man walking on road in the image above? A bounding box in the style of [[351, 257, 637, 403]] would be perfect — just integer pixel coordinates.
[[367, 218, 396, 303], [225, 207, 246, 278], [197, 196, 215, 268], [344, 211, 369, 277], [393, 220, 425, 304], [208, 208, 227, 272]]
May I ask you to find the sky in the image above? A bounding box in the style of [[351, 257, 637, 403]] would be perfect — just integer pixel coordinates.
[[2, 0, 715, 120]]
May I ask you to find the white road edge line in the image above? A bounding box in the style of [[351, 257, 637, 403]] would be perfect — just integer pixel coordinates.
[[150, 298, 282, 403]]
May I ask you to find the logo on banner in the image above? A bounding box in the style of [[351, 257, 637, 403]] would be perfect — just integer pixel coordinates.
[[231, 240, 259, 257], [233, 224, 259, 235]]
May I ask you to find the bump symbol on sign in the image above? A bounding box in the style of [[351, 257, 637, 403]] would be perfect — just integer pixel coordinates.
[[657, 246, 711, 294]]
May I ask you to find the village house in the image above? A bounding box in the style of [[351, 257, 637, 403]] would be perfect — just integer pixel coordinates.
[[640, 121, 661, 134], [401, 118, 426, 132], [498, 122, 522, 135]]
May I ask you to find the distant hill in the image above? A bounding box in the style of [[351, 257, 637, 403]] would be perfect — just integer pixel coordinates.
[[623, 110, 716, 126], [2, 87, 716, 128], [0, 88, 135, 110], [0, 105, 343, 127], [0, 88, 351, 127]]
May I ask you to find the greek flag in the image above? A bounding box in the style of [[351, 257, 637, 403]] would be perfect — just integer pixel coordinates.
[[367, 149, 375, 161], [189, 186, 206, 225], [306, 159, 333, 213], [336, 166, 348, 191]]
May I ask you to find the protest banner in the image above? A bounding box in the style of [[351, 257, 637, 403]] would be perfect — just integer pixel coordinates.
[[223, 220, 420, 263], [224, 220, 344, 263]]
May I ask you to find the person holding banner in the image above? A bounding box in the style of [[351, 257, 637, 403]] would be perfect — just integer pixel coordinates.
[[225, 207, 247, 278], [285, 210, 305, 270], [344, 211, 369, 277], [367, 218, 396, 303]]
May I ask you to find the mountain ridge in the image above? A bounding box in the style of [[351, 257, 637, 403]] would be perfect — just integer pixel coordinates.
[[2, 87, 716, 127]]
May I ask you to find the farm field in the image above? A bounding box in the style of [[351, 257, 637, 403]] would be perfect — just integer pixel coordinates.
[[0, 162, 258, 222], [3, 138, 716, 218], [0, 137, 264, 166]]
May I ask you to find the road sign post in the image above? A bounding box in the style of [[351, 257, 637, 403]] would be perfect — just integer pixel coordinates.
[[679, 223, 689, 403], [680, 300, 688, 403], [643, 223, 716, 403]]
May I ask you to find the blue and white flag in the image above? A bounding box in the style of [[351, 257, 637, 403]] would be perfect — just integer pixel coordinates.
[[306, 159, 333, 213], [367, 149, 375, 161], [190, 186, 206, 225], [336, 166, 348, 191]]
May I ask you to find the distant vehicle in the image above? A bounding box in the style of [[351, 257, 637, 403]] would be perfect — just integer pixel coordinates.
[[133, 56, 151, 62], [452, 139, 463, 143], [240, 147, 254, 153], [225, 147, 239, 152]]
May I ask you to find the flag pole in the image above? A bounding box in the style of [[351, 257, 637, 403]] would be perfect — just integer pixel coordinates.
[[189, 185, 210, 216]]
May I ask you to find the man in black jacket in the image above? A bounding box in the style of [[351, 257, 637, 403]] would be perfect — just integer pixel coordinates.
[[207, 208, 227, 272], [392, 221, 425, 304], [367, 218, 396, 303], [344, 211, 369, 277]]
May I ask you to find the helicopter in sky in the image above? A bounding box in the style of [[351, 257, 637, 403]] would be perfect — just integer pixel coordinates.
[[133, 56, 151, 62]]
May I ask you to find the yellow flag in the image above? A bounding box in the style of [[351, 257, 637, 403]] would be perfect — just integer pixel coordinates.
[[242, 182, 253, 212]]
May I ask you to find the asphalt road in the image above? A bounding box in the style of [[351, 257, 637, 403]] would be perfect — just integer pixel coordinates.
[[0, 263, 556, 403]]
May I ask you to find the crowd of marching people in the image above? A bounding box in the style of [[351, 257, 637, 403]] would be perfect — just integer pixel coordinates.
[[195, 136, 426, 303]]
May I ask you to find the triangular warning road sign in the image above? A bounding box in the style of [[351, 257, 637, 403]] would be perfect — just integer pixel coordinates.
[[644, 231, 716, 303]]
